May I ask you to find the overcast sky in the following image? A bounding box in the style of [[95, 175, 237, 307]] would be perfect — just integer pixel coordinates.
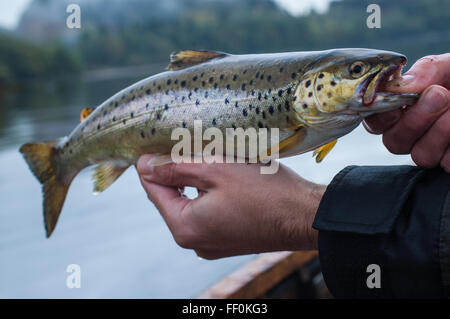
[[0, 0, 334, 29]]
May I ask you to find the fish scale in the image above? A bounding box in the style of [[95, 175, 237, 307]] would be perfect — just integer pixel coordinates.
[[20, 48, 419, 237]]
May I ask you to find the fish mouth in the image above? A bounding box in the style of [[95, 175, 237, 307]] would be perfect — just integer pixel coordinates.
[[359, 64, 403, 106]]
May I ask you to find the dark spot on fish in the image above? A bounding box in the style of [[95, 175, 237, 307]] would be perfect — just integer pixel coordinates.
[[174, 79, 178, 84], [202, 81, 206, 87], [194, 87, 199, 92], [305, 80, 311, 88], [225, 97, 230, 104], [164, 104, 169, 110], [158, 85, 161, 90], [209, 77, 214, 84], [151, 128, 156, 135], [226, 84, 231, 90], [293, 96, 297, 101], [272, 96, 277, 102], [317, 84, 323, 91], [233, 74, 238, 81], [258, 92, 262, 101], [182, 121, 187, 128], [268, 105, 274, 115], [323, 102, 327, 106], [204, 91, 209, 98], [115, 102, 119, 107], [188, 92, 192, 99], [212, 118, 217, 126], [165, 90, 169, 95], [232, 124, 237, 129], [181, 80, 186, 87], [200, 72, 204, 78], [262, 111, 266, 119], [214, 83, 218, 89], [268, 88, 272, 94], [112, 116, 116, 121], [130, 112, 134, 118], [251, 89, 255, 96], [277, 104, 282, 112], [140, 131, 145, 138], [103, 111, 107, 116], [285, 101, 290, 111], [167, 79, 172, 85], [241, 83, 246, 91], [303, 103, 308, 109], [182, 96, 186, 102], [258, 121, 263, 128], [235, 101, 239, 108], [327, 92, 332, 98], [287, 88, 292, 94], [249, 104, 253, 110], [123, 119, 126, 125], [195, 99, 200, 106], [291, 73, 296, 79], [193, 75, 198, 81], [308, 92, 313, 97], [264, 94, 268, 100], [331, 81, 336, 86], [256, 107, 260, 114], [109, 101, 113, 106], [97, 124, 101, 130], [278, 89, 283, 97], [249, 80, 254, 85], [255, 72, 260, 78], [319, 73, 324, 79], [280, 67, 284, 73], [243, 69, 247, 74], [122, 95, 126, 100], [267, 75, 272, 82], [220, 74, 224, 80], [146, 89, 151, 95], [243, 109, 248, 117], [156, 113, 161, 120], [260, 74, 264, 80]]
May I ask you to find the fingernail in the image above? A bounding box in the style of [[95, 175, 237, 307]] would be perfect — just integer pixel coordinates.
[[388, 74, 415, 87], [421, 88, 448, 114], [137, 155, 154, 176]]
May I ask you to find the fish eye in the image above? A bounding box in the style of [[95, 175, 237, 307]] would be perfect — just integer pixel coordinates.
[[349, 61, 367, 78]]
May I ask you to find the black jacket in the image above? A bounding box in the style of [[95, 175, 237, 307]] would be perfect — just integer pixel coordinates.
[[313, 165, 450, 298]]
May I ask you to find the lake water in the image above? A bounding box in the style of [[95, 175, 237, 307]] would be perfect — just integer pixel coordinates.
[[0, 71, 414, 298]]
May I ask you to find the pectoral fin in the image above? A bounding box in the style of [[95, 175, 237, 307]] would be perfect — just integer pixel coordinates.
[[80, 108, 94, 122], [93, 163, 129, 193], [313, 140, 337, 163]]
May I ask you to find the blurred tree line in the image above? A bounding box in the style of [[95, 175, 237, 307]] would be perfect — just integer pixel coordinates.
[[1, 0, 449, 88]]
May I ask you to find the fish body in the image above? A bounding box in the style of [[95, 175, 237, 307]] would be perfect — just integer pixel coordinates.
[[20, 48, 419, 237]]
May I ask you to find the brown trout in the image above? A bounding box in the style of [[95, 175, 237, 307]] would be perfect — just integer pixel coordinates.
[[20, 48, 418, 237]]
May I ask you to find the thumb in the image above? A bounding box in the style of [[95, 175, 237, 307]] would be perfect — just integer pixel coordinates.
[[386, 54, 450, 93]]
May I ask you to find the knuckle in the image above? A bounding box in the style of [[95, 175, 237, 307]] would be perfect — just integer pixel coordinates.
[[382, 135, 408, 154], [173, 233, 194, 249], [411, 147, 437, 168], [157, 164, 178, 184], [196, 250, 220, 260]]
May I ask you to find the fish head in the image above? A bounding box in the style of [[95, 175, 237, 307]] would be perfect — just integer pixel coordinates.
[[293, 49, 418, 127]]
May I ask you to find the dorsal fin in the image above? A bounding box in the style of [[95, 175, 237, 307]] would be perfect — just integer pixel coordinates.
[[167, 50, 228, 71], [80, 107, 94, 122]]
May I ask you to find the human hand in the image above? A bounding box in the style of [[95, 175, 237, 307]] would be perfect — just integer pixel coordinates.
[[364, 53, 450, 172], [136, 156, 325, 259]]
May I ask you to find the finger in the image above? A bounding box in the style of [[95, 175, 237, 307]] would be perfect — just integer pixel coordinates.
[[138, 174, 189, 227], [441, 148, 450, 173], [410, 107, 450, 168], [382, 85, 449, 154], [386, 54, 450, 93], [363, 108, 403, 134], [136, 154, 214, 189]]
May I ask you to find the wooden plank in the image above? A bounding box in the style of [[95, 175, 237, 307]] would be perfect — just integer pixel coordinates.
[[198, 250, 318, 299]]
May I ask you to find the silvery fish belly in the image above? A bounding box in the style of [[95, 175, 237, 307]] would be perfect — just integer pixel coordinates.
[[19, 48, 419, 237]]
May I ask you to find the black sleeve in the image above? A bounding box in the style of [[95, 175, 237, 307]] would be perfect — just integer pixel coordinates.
[[313, 165, 450, 298]]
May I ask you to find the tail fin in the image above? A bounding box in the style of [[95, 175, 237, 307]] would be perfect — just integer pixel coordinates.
[[19, 141, 72, 237]]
